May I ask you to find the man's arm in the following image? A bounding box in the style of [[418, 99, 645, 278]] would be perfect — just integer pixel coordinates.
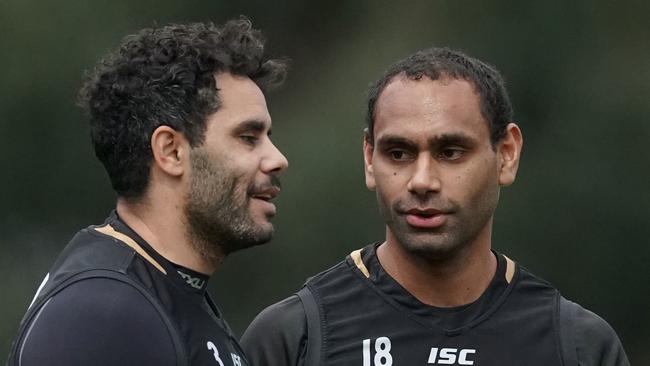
[[15, 278, 177, 366], [241, 295, 308, 366], [561, 298, 630, 366]]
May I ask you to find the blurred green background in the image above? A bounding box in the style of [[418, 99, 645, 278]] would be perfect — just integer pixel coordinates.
[[1, 0, 648, 363]]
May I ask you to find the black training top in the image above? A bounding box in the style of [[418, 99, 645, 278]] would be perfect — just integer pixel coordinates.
[[241, 243, 629, 366], [7, 212, 249, 366]]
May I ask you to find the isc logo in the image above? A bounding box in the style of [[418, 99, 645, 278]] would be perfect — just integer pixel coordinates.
[[427, 347, 476, 365]]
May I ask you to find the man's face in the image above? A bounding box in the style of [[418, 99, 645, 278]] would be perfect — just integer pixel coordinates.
[[364, 76, 517, 260], [184, 73, 288, 261]]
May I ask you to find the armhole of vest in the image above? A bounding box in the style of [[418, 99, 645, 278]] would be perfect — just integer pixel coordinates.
[[204, 294, 247, 359], [297, 285, 322, 366], [558, 296, 579, 366], [10, 269, 189, 366], [14, 298, 52, 366]]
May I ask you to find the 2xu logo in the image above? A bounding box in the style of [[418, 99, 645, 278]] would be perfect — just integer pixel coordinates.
[[428, 347, 476, 365], [178, 270, 206, 290]]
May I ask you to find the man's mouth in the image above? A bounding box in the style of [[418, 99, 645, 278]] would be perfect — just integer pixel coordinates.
[[402, 208, 448, 229], [250, 186, 281, 216], [250, 186, 280, 202], [406, 208, 442, 216]]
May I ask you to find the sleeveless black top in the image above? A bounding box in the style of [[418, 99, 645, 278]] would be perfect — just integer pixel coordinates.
[[241, 243, 629, 366], [7, 212, 249, 366]]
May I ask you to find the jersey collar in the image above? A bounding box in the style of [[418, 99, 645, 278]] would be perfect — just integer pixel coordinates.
[[97, 211, 211, 295], [350, 243, 516, 333]]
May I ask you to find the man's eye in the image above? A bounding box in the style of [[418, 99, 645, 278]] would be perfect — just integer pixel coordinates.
[[439, 148, 465, 160], [240, 135, 258, 144], [389, 150, 411, 161]]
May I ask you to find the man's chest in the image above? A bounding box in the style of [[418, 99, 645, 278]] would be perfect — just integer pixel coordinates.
[[323, 325, 559, 366], [314, 276, 560, 365], [183, 318, 248, 366], [166, 296, 249, 366]]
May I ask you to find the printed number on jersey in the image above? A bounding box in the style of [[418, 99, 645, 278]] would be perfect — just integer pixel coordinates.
[[362, 337, 476, 365], [207, 341, 243, 366], [362, 337, 392, 366]]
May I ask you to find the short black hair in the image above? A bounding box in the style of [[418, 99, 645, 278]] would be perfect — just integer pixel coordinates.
[[366, 47, 513, 146], [78, 17, 287, 200]]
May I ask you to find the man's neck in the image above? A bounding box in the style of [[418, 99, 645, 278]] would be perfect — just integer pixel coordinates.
[[376, 227, 496, 308], [116, 198, 219, 275]]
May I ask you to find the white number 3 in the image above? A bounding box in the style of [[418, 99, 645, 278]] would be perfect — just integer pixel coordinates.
[[207, 341, 225, 366]]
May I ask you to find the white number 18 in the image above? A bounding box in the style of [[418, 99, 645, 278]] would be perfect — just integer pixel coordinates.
[[363, 337, 393, 366]]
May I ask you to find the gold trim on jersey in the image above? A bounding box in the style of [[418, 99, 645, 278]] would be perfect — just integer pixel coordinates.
[[95, 224, 167, 275], [350, 249, 370, 278], [503, 255, 515, 284]]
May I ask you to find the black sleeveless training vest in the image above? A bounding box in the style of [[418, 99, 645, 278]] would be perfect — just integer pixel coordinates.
[[297, 245, 575, 366], [7, 214, 249, 366]]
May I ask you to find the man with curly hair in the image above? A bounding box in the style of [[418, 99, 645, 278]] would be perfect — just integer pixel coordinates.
[[8, 18, 288, 366]]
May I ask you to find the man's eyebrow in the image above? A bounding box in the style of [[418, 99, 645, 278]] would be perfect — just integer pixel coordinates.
[[375, 133, 475, 148], [375, 135, 416, 147], [232, 120, 269, 134], [428, 133, 476, 147]]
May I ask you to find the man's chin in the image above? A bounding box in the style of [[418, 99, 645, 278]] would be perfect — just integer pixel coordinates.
[[227, 223, 274, 253], [249, 225, 274, 247], [393, 231, 463, 261], [252, 217, 275, 237]]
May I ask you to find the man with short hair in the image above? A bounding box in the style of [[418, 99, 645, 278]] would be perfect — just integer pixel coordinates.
[[241, 48, 629, 365], [8, 18, 288, 366]]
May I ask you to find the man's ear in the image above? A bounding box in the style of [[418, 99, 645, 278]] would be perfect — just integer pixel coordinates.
[[363, 128, 376, 191], [150, 125, 188, 178], [498, 123, 523, 186]]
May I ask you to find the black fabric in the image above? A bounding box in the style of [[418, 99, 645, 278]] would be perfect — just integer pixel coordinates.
[[560, 298, 629, 366], [241, 243, 630, 366], [17, 278, 177, 366], [362, 243, 510, 331], [7, 212, 249, 366], [559, 296, 579, 366], [240, 295, 307, 366], [296, 286, 322, 366]]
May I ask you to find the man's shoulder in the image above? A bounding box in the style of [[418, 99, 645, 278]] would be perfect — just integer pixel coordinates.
[[32, 275, 169, 324], [514, 261, 629, 364], [13, 277, 178, 366], [45, 220, 171, 293], [50, 224, 139, 274], [559, 296, 630, 365], [22, 225, 146, 313], [241, 253, 363, 366], [304, 256, 353, 284], [241, 294, 308, 366], [514, 262, 625, 345], [241, 255, 351, 331], [562, 297, 616, 338], [244, 294, 306, 335]]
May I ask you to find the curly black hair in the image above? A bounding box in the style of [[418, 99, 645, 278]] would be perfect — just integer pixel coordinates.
[[366, 47, 513, 147], [78, 17, 288, 200]]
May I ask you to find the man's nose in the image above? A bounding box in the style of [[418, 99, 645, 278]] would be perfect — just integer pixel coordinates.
[[406, 155, 441, 196], [261, 141, 289, 175]]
